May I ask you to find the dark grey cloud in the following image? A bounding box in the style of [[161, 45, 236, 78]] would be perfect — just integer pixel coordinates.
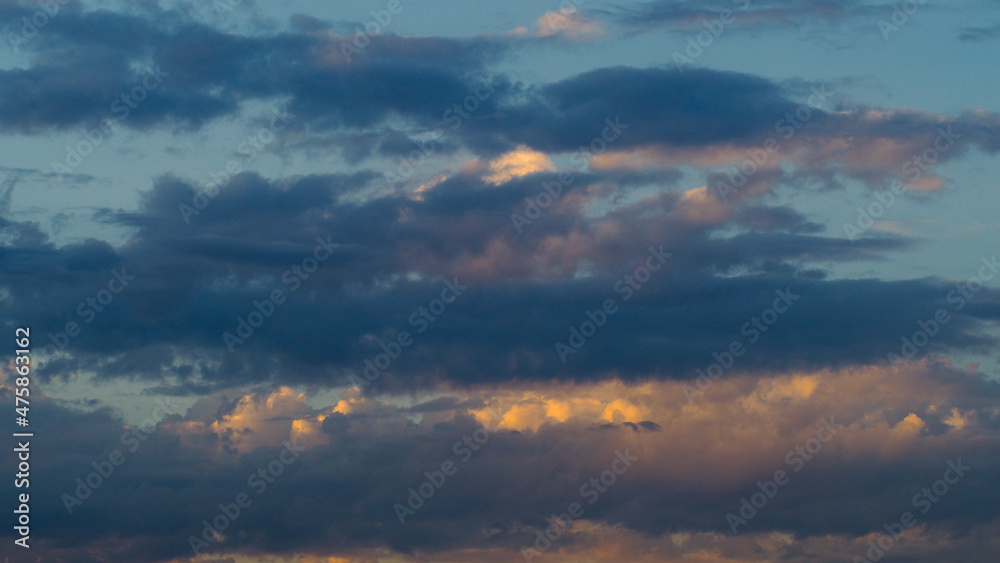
[[959, 22, 1000, 41], [460, 67, 1000, 168], [3, 0, 998, 195], [601, 0, 897, 32], [4, 4, 997, 173], [459, 66, 805, 154], [1, 167, 997, 391], [0, 4, 507, 134], [4, 57, 1000, 390], [1, 2, 999, 563]]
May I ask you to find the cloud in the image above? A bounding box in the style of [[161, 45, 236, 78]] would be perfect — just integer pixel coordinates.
[[959, 22, 1000, 42], [0, 5, 507, 133], [4, 3, 997, 195], [460, 69, 1000, 196], [603, 0, 899, 33], [2, 2, 999, 562], [0, 162, 995, 391], [204, 386, 326, 453], [5, 361, 999, 561], [510, 8, 606, 40], [482, 146, 556, 185]]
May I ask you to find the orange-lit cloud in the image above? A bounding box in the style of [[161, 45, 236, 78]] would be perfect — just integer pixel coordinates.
[[510, 8, 605, 40], [483, 146, 556, 185]]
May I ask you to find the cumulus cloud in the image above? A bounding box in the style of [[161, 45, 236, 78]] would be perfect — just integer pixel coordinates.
[[5, 360, 999, 561], [510, 8, 606, 40], [482, 146, 556, 185]]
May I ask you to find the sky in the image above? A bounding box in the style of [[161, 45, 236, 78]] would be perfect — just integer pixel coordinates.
[[1, 0, 1000, 562]]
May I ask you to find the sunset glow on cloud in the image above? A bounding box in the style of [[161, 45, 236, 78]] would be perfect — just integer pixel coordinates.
[[0, 0, 999, 561]]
